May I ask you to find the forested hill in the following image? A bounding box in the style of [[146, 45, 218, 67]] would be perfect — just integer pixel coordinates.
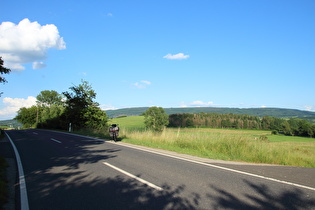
[[106, 107, 315, 122]]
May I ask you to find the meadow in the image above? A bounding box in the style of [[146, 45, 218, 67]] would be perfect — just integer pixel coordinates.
[[110, 116, 315, 167]]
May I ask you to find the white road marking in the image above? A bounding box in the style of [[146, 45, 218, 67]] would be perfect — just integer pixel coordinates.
[[47, 131, 315, 192], [5, 132, 30, 210], [103, 162, 163, 191], [33, 132, 38, 135], [108, 142, 315, 192], [50, 138, 62, 144]]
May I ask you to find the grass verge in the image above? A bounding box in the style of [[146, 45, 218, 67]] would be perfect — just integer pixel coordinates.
[[78, 116, 315, 167], [121, 128, 315, 167]]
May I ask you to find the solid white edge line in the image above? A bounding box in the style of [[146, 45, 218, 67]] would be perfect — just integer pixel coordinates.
[[107, 141, 315, 192], [50, 138, 62, 144], [5, 132, 30, 210], [103, 162, 163, 191]]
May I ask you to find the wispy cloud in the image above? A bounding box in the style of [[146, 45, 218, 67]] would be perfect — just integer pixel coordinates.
[[163, 53, 190, 60], [304, 105, 314, 111], [100, 104, 118, 111], [32, 61, 47, 69], [180, 100, 214, 107], [132, 80, 151, 89]]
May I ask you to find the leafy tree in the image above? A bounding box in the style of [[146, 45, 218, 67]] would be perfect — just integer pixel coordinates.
[[83, 105, 108, 130], [282, 121, 293, 136], [63, 80, 107, 130], [0, 57, 11, 96], [0, 57, 11, 84], [36, 90, 63, 106], [144, 106, 169, 132], [15, 106, 38, 128]]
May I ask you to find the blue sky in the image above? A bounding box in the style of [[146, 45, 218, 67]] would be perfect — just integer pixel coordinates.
[[0, 0, 314, 120]]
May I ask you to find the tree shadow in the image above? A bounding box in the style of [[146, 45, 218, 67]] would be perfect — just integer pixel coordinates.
[[29, 171, 200, 210], [207, 179, 315, 210], [6, 130, 201, 209], [28, 172, 201, 210]]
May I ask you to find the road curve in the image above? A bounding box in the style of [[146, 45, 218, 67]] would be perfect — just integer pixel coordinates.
[[4, 129, 315, 210]]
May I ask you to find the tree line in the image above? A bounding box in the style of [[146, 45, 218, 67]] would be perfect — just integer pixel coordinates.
[[14, 81, 168, 134], [168, 113, 315, 138], [15, 81, 107, 131]]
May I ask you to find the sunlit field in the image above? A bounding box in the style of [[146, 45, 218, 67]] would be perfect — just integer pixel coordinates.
[[109, 116, 315, 167]]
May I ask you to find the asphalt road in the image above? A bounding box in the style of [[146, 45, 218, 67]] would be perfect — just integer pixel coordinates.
[[4, 129, 315, 210]]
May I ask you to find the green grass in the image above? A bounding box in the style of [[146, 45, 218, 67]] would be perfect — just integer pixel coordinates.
[[73, 116, 315, 167], [105, 116, 315, 167], [267, 135, 314, 142], [109, 116, 145, 130]]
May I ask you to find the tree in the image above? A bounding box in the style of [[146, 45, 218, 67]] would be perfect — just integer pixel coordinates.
[[0, 57, 11, 84], [63, 80, 107, 130], [36, 90, 63, 106], [144, 106, 169, 132], [0, 57, 11, 96], [15, 106, 38, 128]]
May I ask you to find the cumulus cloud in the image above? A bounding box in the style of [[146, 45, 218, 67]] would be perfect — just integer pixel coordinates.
[[0, 18, 66, 71], [0, 96, 37, 120], [181, 100, 214, 107], [132, 80, 151, 89], [163, 53, 190, 60]]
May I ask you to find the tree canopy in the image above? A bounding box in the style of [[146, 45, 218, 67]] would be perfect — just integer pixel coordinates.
[[36, 90, 63, 106], [15, 81, 108, 131], [63, 80, 107, 130], [0, 57, 11, 84], [144, 106, 169, 132]]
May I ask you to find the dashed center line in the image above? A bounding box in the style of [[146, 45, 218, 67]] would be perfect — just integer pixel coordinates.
[[50, 138, 62, 144], [103, 162, 163, 191]]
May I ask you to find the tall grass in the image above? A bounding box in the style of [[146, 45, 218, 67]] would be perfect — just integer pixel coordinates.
[[84, 116, 315, 167], [121, 127, 315, 167]]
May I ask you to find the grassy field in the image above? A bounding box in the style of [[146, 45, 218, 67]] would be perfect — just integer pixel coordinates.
[[108, 116, 315, 168]]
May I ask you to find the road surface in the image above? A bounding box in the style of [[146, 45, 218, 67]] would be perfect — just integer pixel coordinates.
[[4, 129, 315, 209]]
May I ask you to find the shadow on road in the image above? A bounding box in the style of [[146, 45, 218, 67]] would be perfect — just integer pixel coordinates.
[[4, 130, 315, 209], [207, 179, 315, 209], [30, 173, 200, 209]]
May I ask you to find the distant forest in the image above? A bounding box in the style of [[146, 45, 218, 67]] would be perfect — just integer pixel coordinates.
[[168, 113, 315, 138], [106, 107, 315, 122]]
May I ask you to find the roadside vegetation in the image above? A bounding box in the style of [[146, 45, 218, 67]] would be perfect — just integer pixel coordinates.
[[109, 116, 315, 168], [8, 80, 315, 168]]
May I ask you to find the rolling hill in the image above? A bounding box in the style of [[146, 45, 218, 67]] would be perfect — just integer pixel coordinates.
[[106, 107, 315, 122]]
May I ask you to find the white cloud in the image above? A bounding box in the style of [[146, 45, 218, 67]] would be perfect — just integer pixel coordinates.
[[304, 105, 314, 111], [180, 100, 214, 107], [163, 53, 190, 60], [0, 18, 66, 71], [0, 96, 37, 120], [32, 61, 47, 69], [132, 80, 151, 89], [100, 104, 118, 111]]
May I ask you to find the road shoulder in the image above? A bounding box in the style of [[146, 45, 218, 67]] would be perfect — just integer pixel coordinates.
[[112, 141, 315, 189]]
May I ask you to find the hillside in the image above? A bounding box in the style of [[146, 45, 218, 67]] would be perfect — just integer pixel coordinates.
[[106, 107, 315, 122], [0, 119, 22, 128]]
